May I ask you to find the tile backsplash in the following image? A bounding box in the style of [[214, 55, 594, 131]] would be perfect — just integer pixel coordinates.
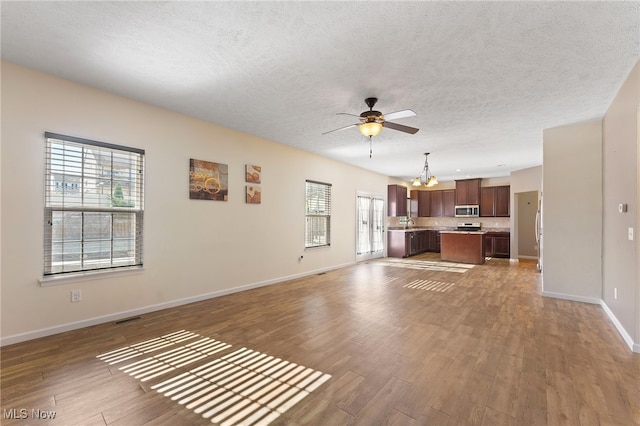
[[388, 216, 510, 230]]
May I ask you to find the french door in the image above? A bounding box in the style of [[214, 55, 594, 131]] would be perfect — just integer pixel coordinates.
[[356, 192, 385, 261]]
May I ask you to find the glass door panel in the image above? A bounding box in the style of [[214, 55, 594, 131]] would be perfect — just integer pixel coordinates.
[[356, 193, 385, 261]]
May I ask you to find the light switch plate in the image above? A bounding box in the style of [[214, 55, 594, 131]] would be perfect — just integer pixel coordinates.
[[629, 227, 634, 241]]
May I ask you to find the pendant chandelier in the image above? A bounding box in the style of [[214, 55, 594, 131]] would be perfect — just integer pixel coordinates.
[[412, 152, 438, 187]]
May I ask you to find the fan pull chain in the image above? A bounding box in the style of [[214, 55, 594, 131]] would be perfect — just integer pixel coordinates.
[[369, 136, 372, 158]]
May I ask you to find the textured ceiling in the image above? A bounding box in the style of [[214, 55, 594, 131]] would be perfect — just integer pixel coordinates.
[[2, 1, 639, 182]]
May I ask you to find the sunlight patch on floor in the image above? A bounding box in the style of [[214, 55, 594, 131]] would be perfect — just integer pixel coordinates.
[[404, 279, 456, 292], [97, 332, 331, 425], [97, 330, 201, 365], [119, 336, 232, 381], [378, 258, 474, 273], [378, 275, 399, 284]]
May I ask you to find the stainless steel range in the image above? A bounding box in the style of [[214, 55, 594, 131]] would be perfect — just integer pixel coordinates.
[[457, 222, 482, 231]]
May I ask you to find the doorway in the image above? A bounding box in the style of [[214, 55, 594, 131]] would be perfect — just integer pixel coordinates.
[[516, 190, 539, 259], [356, 192, 385, 261]]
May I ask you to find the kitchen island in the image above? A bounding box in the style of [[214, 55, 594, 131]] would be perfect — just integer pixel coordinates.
[[440, 231, 486, 264]]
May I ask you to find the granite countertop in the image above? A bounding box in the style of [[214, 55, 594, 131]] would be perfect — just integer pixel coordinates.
[[440, 230, 487, 235], [482, 228, 510, 233], [387, 227, 457, 232], [388, 227, 510, 233]]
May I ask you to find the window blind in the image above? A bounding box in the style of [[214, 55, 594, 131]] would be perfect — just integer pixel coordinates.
[[44, 132, 145, 275], [305, 180, 331, 248]]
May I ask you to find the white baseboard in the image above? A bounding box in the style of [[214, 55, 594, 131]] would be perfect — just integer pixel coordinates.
[[0, 261, 355, 347], [541, 291, 601, 305], [543, 291, 638, 353], [600, 301, 638, 353]]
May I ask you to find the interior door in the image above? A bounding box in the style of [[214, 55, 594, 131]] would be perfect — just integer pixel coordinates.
[[356, 192, 385, 261]]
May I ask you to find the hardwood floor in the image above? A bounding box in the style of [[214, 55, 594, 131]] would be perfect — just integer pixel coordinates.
[[1, 254, 639, 425]]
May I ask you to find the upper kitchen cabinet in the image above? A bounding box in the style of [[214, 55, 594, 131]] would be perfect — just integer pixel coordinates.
[[429, 190, 443, 217], [455, 178, 482, 205], [411, 190, 431, 217], [388, 184, 408, 216], [480, 185, 510, 217], [428, 189, 456, 217], [442, 189, 456, 217], [410, 190, 419, 217], [410, 189, 455, 217]]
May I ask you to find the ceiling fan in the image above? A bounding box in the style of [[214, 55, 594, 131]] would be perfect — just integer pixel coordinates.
[[323, 97, 419, 137], [322, 97, 419, 157]]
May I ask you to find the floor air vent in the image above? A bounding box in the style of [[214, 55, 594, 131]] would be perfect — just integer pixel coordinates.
[[113, 316, 142, 325]]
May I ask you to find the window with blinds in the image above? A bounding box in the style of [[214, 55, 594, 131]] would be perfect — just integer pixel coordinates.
[[44, 132, 144, 276], [305, 180, 331, 248]]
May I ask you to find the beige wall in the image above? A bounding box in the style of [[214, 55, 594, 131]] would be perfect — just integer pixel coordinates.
[[509, 165, 542, 259], [542, 120, 603, 302], [602, 60, 639, 349], [542, 59, 640, 353], [517, 191, 538, 258], [0, 62, 391, 344]]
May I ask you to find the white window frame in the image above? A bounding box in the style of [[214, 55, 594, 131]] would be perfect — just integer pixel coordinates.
[[305, 180, 331, 248], [43, 132, 144, 278]]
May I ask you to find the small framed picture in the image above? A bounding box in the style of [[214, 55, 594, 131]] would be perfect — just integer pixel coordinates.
[[246, 185, 261, 204], [245, 164, 261, 183]]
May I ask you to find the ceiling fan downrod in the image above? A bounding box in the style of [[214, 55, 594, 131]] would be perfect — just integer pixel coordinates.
[[364, 97, 378, 110]]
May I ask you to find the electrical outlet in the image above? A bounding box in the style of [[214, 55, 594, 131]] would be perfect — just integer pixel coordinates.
[[614, 288, 617, 300], [71, 289, 81, 303]]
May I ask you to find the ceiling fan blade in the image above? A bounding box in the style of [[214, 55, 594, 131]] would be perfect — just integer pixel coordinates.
[[322, 123, 359, 135], [336, 112, 361, 118], [383, 121, 419, 134], [384, 109, 416, 121]]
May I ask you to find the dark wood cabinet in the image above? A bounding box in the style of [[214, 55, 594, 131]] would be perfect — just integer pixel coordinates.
[[495, 186, 510, 217], [443, 190, 456, 217], [480, 187, 496, 217], [455, 179, 482, 205], [427, 230, 441, 252], [411, 190, 431, 217], [388, 230, 441, 258], [388, 184, 407, 216], [387, 231, 407, 258], [494, 235, 510, 257], [411, 189, 455, 217], [410, 190, 419, 217], [480, 185, 510, 217], [484, 235, 494, 257], [484, 232, 510, 258], [429, 190, 443, 217], [410, 231, 424, 255]]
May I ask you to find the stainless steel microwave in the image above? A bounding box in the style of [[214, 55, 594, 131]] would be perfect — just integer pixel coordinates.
[[455, 205, 480, 217]]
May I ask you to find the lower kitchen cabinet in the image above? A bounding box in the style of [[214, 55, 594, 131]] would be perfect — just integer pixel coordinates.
[[388, 230, 441, 258], [484, 232, 510, 258], [427, 230, 441, 252]]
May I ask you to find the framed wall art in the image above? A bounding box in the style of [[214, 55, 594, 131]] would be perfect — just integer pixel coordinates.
[[189, 158, 228, 201], [246, 185, 261, 204], [245, 164, 261, 183]]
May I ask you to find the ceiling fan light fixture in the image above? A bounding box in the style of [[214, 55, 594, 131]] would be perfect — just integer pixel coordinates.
[[359, 121, 383, 137]]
